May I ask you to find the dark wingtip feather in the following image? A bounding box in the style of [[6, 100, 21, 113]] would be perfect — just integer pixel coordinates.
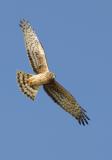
[[19, 19, 30, 31], [78, 107, 90, 126], [19, 19, 26, 27]]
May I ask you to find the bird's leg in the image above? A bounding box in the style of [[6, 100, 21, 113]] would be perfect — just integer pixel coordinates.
[[27, 72, 55, 86], [27, 74, 43, 86]]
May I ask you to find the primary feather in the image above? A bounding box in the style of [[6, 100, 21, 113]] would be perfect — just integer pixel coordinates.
[[44, 79, 90, 125]]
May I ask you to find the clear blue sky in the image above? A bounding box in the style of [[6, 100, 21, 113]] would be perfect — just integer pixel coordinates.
[[0, 0, 112, 159]]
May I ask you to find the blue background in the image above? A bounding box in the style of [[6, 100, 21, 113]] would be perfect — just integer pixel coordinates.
[[0, 0, 112, 159]]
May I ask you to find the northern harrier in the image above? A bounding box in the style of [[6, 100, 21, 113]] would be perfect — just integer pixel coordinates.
[[16, 19, 90, 125]]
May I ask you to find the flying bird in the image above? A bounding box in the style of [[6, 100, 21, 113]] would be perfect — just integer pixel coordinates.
[[16, 19, 90, 125]]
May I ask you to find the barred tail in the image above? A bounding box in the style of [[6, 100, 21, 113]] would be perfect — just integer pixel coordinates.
[[16, 71, 39, 100]]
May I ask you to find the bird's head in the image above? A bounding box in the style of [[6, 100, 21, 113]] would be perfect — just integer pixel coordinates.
[[49, 72, 56, 79]]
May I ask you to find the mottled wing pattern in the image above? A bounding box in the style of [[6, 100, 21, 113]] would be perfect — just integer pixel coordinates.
[[43, 80, 90, 125], [20, 19, 49, 73]]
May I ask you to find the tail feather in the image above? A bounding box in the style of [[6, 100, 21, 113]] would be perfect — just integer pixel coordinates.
[[16, 71, 39, 100]]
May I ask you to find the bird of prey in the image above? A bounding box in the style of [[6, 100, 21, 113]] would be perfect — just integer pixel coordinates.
[[16, 19, 90, 125]]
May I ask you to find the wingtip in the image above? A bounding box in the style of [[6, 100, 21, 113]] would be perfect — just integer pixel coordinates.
[[78, 109, 90, 126], [19, 19, 31, 30], [19, 19, 26, 26]]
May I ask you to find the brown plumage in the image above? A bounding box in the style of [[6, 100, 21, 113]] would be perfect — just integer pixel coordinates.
[[16, 71, 39, 100], [44, 80, 89, 125], [16, 19, 90, 125]]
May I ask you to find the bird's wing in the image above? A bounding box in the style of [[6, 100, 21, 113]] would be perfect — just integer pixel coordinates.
[[20, 19, 49, 74], [43, 80, 90, 125]]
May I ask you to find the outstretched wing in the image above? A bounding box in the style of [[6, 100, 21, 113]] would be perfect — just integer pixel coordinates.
[[20, 19, 49, 74], [43, 80, 90, 125]]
